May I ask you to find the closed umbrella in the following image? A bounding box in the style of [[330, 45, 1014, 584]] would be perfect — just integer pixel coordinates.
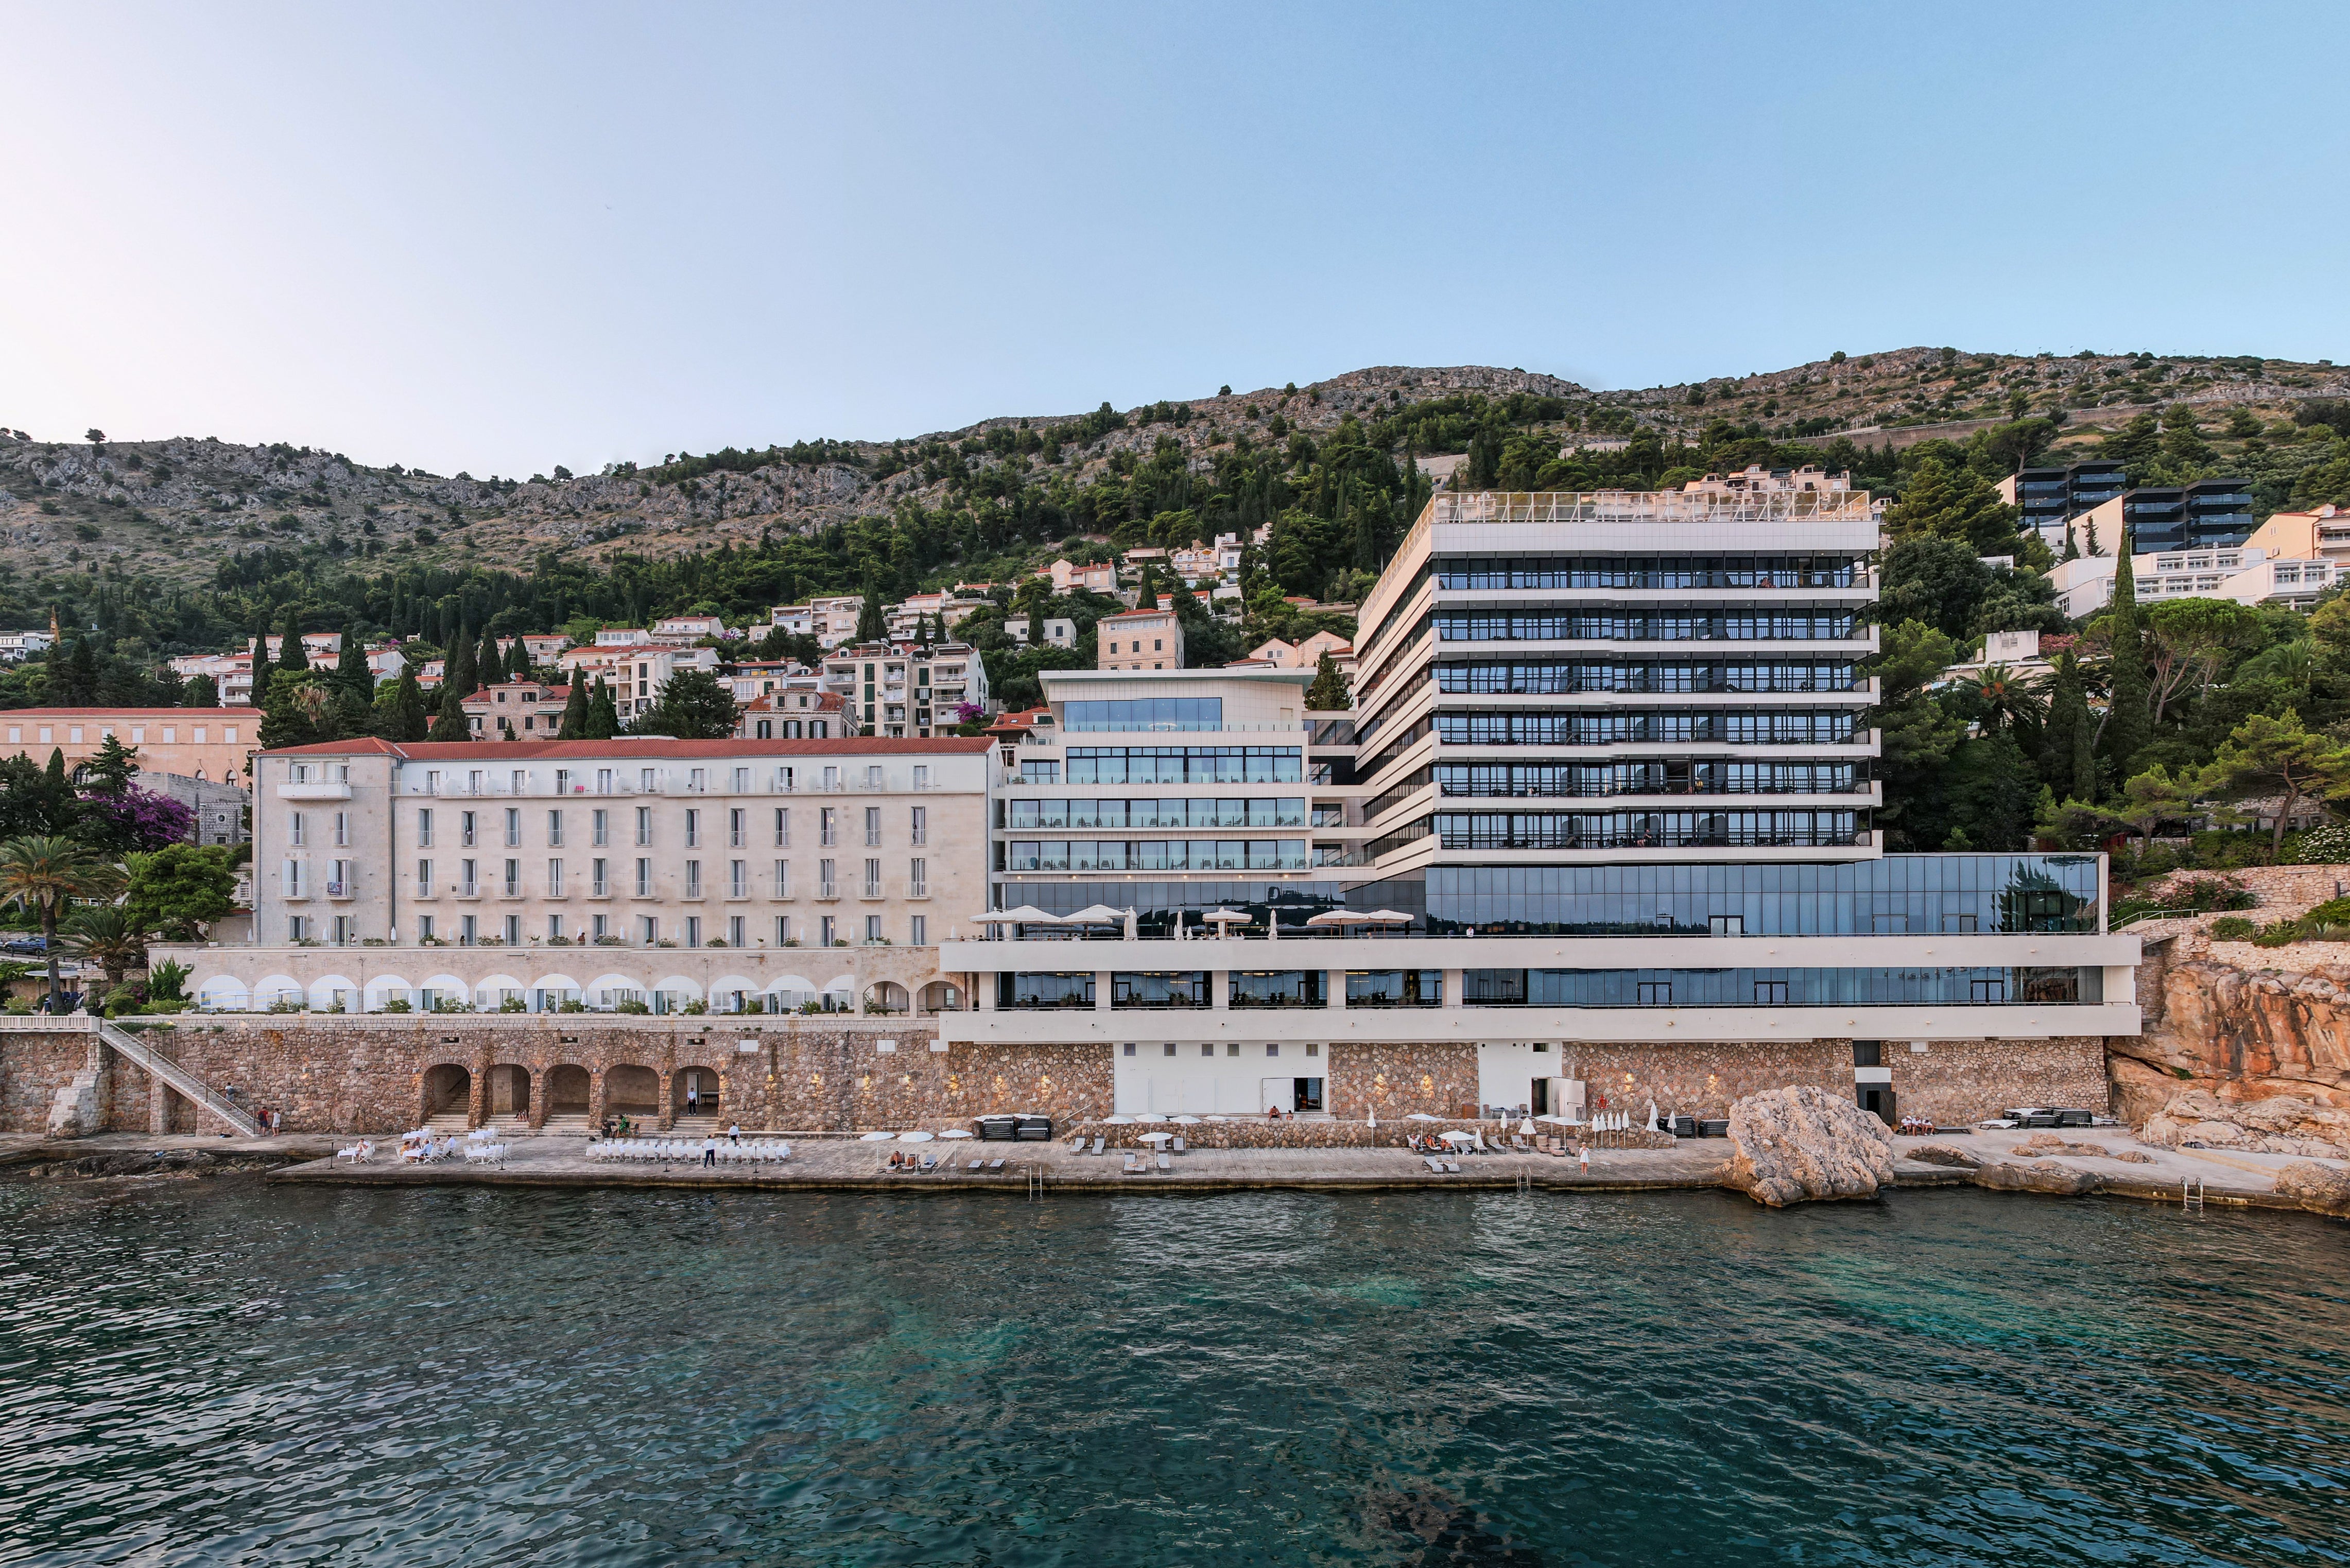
[[1519, 1119, 1537, 1136]]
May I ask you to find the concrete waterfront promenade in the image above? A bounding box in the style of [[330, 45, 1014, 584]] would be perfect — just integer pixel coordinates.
[[6, 1125, 2338, 1211]]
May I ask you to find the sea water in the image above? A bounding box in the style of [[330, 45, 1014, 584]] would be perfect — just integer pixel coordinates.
[[1, 1180, 2344, 1565]]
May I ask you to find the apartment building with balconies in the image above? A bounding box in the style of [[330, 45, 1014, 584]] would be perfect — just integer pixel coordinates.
[[820, 641, 989, 737], [245, 737, 992, 1009], [936, 491, 2136, 1125]]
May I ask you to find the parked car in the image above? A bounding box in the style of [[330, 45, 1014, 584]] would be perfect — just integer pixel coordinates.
[[2, 936, 48, 956]]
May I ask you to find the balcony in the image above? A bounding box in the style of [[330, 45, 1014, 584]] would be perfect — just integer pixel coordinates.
[[277, 781, 353, 801]]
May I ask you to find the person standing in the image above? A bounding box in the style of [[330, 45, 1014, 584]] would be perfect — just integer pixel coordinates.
[[1577, 1143, 1590, 1176], [728, 1122, 740, 1145], [702, 1135, 716, 1168]]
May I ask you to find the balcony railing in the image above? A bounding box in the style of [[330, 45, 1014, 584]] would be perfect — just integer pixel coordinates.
[[455, 882, 479, 898], [909, 881, 927, 898], [591, 881, 609, 897], [862, 882, 882, 899], [819, 882, 839, 899]]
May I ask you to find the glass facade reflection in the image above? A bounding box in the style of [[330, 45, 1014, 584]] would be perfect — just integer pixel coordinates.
[[1461, 967, 2100, 1007]]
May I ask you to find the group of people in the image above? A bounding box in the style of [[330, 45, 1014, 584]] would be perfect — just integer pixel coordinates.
[[1897, 1114, 1936, 1136]]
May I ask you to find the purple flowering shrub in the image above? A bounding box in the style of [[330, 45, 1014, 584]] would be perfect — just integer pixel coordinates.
[[78, 786, 196, 854]]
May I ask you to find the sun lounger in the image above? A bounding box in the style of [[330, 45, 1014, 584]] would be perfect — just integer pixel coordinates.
[[919, 1155, 937, 1173], [969, 1158, 984, 1170], [1090, 1135, 1105, 1156], [1123, 1155, 1146, 1174], [1511, 1134, 1530, 1152], [1424, 1156, 1445, 1174], [987, 1158, 1005, 1171], [1171, 1136, 1186, 1154], [1444, 1160, 1462, 1174], [1156, 1153, 1172, 1172]]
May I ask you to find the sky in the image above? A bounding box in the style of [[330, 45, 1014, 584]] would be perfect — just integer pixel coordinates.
[[4, 1, 2347, 476]]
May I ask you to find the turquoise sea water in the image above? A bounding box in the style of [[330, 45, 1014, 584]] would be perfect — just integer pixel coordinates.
[[1, 1180, 2344, 1566]]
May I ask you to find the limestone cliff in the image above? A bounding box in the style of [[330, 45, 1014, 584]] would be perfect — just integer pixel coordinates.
[[2112, 954, 2350, 1123]]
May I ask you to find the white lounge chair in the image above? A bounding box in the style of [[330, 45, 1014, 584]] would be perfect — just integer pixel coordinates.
[[1155, 1153, 1172, 1173], [1424, 1156, 1445, 1174]]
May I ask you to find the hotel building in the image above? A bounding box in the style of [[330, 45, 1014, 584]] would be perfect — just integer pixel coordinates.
[[936, 490, 2137, 1125], [192, 736, 991, 1016]]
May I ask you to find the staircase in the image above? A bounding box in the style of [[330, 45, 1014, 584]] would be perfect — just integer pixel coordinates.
[[96, 1021, 263, 1138]]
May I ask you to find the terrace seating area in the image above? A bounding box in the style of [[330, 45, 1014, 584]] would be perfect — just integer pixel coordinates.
[[587, 1139, 793, 1163]]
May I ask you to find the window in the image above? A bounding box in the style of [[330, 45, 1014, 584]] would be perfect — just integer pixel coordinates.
[[820, 807, 837, 846], [1124, 1042, 1136, 1057], [505, 807, 521, 847], [913, 765, 929, 790], [417, 915, 434, 942], [1853, 1042, 1882, 1066], [686, 916, 702, 946], [774, 807, 790, 847], [510, 769, 527, 796], [819, 859, 836, 898], [910, 915, 926, 946], [592, 914, 606, 941], [504, 914, 522, 945], [548, 810, 563, 847], [823, 766, 840, 790], [863, 858, 882, 898], [416, 858, 432, 895], [729, 808, 745, 848], [820, 915, 836, 946], [689, 767, 706, 793], [640, 768, 656, 792], [596, 768, 613, 795], [417, 808, 434, 847], [334, 812, 348, 847], [1754, 980, 1788, 1004], [686, 861, 702, 899], [865, 806, 881, 846], [1637, 981, 1672, 1006], [548, 859, 564, 898], [909, 857, 926, 898], [460, 915, 477, 945], [774, 859, 791, 898], [640, 916, 658, 944], [685, 808, 700, 848], [503, 858, 520, 897], [286, 914, 307, 942], [730, 860, 746, 898], [549, 915, 564, 941], [1710, 915, 1744, 936], [728, 915, 745, 946], [459, 859, 477, 895], [290, 812, 306, 847], [865, 915, 883, 942], [636, 806, 652, 846], [556, 769, 570, 795], [1265, 1044, 1279, 1057], [910, 806, 927, 846], [775, 915, 792, 945], [636, 858, 653, 897], [461, 811, 477, 848], [733, 766, 750, 792], [592, 858, 608, 896]]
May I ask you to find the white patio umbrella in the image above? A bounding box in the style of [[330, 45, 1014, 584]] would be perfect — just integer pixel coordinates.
[[996, 905, 1061, 925], [1137, 1130, 1174, 1144], [1135, 1112, 1168, 1123], [1204, 1115, 1229, 1123], [1440, 1129, 1477, 1145], [1172, 1115, 1202, 1125], [1199, 908, 1249, 929], [1405, 1112, 1439, 1122], [1103, 1114, 1133, 1125], [940, 1128, 974, 1139], [858, 1131, 896, 1142], [1303, 910, 1363, 927], [1519, 1118, 1537, 1135], [896, 1131, 935, 1143], [1063, 904, 1128, 929]]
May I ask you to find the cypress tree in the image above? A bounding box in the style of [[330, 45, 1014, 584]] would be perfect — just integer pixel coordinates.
[[555, 678, 589, 738], [278, 607, 308, 673], [2102, 529, 2151, 785], [1136, 569, 1159, 610], [508, 637, 533, 680], [248, 615, 273, 709], [444, 624, 476, 702], [383, 664, 429, 741], [335, 623, 371, 701], [854, 589, 885, 644], [585, 676, 619, 739], [476, 628, 503, 689], [2041, 653, 2092, 796], [428, 675, 472, 741]]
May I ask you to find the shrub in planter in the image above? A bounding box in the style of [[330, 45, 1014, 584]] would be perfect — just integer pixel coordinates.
[[682, 1000, 707, 1015], [378, 998, 412, 1013], [2253, 920, 2302, 947], [557, 998, 586, 1013], [2208, 916, 2258, 941], [2168, 874, 2256, 912], [497, 997, 527, 1012], [615, 998, 650, 1014]]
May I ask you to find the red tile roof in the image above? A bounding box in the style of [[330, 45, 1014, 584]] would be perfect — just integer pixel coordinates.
[[261, 735, 994, 758], [1, 707, 260, 718]]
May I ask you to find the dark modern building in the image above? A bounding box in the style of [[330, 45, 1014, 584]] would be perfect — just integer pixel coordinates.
[[2120, 478, 2256, 553]]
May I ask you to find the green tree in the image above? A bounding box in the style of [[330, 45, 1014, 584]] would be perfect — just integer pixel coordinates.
[[2143, 596, 2263, 725], [627, 669, 739, 739], [555, 679, 589, 739], [1135, 568, 1159, 611], [0, 754, 77, 839], [584, 676, 619, 739], [2198, 710, 2350, 858], [1304, 650, 1352, 710], [2101, 531, 2151, 778], [427, 674, 472, 742], [248, 613, 273, 705], [1884, 457, 2019, 555], [854, 590, 885, 644], [375, 663, 429, 741], [1967, 664, 2046, 735], [124, 842, 240, 940], [79, 732, 140, 795], [1866, 621, 1965, 848], [258, 670, 328, 749], [277, 607, 308, 673], [334, 623, 373, 702], [183, 673, 219, 709], [59, 904, 145, 992], [2039, 654, 2098, 801], [2114, 765, 2195, 853], [0, 835, 125, 1007]]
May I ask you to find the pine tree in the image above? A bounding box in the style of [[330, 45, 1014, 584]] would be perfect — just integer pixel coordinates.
[[1305, 650, 1352, 710], [508, 637, 533, 680], [278, 608, 308, 673], [555, 679, 589, 738], [2102, 529, 2151, 784], [428, 675, 472, 742], [334, 623, 371, 701], [2041, 654, 2093, 796], [444, 625, 476, 703]]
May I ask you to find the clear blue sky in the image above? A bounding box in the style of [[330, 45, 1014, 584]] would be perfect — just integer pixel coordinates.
[[5, 1, 2345, 476]]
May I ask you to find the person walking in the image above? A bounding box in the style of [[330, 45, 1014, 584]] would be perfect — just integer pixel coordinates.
[[702, 1135, 716, 1168], [728, 1123, 740, 1145]]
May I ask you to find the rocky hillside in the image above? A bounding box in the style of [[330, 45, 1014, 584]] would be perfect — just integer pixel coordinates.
[[6, 350, 2346, 592]]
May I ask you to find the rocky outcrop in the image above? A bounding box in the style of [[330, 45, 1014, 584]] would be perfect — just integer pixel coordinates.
[[2137, 1089, 2350, 1158], [1971, 1160, 2103, 1196], [1906, 1143, 1982, 1168], [1723, 1085, 1895, 1207], [2274, 1161, 2350, 1218], [2114, 958, 2350, 1122]]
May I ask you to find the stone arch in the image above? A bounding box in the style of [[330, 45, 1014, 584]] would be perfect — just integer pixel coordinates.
[[586, 971, 646, 1011], [545, 1063, 592, 1117], [364, 974, 413, 1012], [919, 979, 964, 1014], [767, 974, 817, 1012], [605, 1064, 660, 1116], [196, 975, 250, 1011], [254, 973, 304, 1009], [422, 1063, 473, 1124], [307, 974, 359, 1013], [819, 973, 855, 1012], [707, 974, 757, 1014], [528, 973, 582, 1012], [473, 973, 526, 1011], [863, 980, 911, 1015]]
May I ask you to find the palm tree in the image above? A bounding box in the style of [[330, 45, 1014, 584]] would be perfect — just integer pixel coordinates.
[[0, 836, 126, 1008], [1971, 663, 2048, 734], [60, 904, 147, 994]]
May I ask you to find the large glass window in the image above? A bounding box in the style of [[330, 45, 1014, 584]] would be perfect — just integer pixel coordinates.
[[1065, 747, 1302, 784], [1398, 856, 2100, 935], [1064, 698, 1223, 732], [1435, 811, 1859, 850], [1001, 840, 1309, 872], [1458, 967, 2100, 1007], [1435, 556, 1860, 591], [1433, 763, 1858, 799], [1000, 973, 1095, 1009], [1229, 971, 1325, 1008], [1111, 972, 1209, 1008], [1433, 612, 1859, 642], [1345, 970, 1442, 1007], [1007, 797, 1307, 830], [1436, 661, 1859, 695], [1435, 711, 1858, 746]]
